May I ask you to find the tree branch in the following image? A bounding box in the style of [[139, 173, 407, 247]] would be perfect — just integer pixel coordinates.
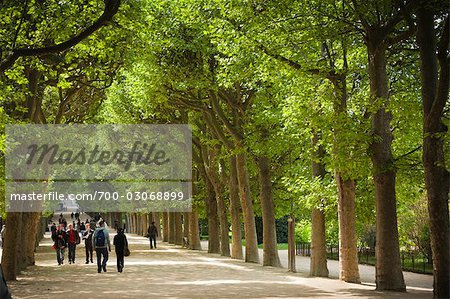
[[430, 16, 450, 127], [211, 90, 244, 142], [1, 0, 120, 73]]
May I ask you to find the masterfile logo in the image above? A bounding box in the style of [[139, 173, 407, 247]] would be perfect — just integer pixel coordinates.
[[5, 124, 192, 213]]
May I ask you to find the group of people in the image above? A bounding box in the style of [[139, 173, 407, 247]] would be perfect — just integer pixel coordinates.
[[51, 214, 129, 273]]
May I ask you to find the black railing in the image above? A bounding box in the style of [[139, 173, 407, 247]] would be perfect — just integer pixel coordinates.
[[295, 242, 432, 274]]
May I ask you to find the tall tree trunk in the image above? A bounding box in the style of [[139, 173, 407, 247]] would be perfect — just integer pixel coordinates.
[[153, 212, 162, 240], [168, 212, 175, 244], [229, 155, 243, 259], [25, 212, 41, 266], [205, 147, 230, 257], [216, 186, 230, 256], [131, 213, 137, 234], [367, 30, 405, 291], [2, 212, 22, 280], [235, 153, 259, 263], [336, 173, 360, 282], [258, 155, 281, 267], [416, 10, 450, 298], [330, 74, 360, 283], [17, 212, 30, 272], [310, 208, 328, 277], [205, 175, 220, 253], [126, 214, 131, 233], [174, 213, 183, 245], [310, 132, 329, 277], [162, 211, 169, 242], [183, 212, 190, 247], [189, 209, 202, 250]]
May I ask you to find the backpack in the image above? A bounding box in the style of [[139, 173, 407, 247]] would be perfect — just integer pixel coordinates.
[[95, 229, 106, 247]]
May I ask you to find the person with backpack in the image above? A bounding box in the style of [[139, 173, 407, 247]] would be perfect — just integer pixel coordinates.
[[147, 221, 158, 249], [92, 220, 110, 273], [83, 222, 94, 264], [113, 227, 128, 272], [55, 224, 67, 265]]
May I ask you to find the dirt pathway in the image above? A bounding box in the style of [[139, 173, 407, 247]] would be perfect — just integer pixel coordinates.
[[7, 229, 432, 298]]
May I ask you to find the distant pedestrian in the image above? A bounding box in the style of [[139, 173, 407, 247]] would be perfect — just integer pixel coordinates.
[[54, 225, 67, 265], [83, 223, 94, 264], [113, 228, 128, 272], [58, 215, 67, 229], [93, 220, 110, 273], [90, 219, 97, 230], [67, 223, 80, 264], [50, 223, 57, 241], [94, 213, 101, 222], [147, 221, 158, 249], [71, 212, 74, 219]]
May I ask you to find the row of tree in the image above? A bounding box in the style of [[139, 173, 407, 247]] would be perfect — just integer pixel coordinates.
[[0, 0, 448, 298]]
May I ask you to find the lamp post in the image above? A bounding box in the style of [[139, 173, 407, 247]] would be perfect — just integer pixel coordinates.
[[288, 216, 296, 272]]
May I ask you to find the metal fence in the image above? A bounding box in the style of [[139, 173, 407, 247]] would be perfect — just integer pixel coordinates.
[[295, 243, 432, 274]]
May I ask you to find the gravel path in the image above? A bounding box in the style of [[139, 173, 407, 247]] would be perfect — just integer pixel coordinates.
[[6, 232, 433, 298]]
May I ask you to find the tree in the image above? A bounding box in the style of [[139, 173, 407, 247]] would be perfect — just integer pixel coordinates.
[[347, 0, 420, 290], [415, 2, 449, 297]]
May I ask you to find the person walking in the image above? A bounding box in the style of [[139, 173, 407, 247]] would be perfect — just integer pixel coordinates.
[[67, 223, 80, 264], [147, 221, 158, 249], [92, 220, 110, 273], [50, 223, 57, 246], [83, 223, 94, 264], [113, 228, 128, 273], [55, 224, 67, 265]]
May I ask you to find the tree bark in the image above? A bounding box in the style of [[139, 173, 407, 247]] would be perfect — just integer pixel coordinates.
[[153, 212, 162, 240], [330, 73, 360, 283], [366, 29, 405, 291], [205, 175, 221, 253], [310, 132, 329, 277], [229, 155, 243, 259], [2, 212, 22, 280], [416, 9, 450, 298], [162, 211, 169, 242], [310, 208, 328, 277], [188, 209, 202, 250], [204, 147, 230, 257], [235, 153, 259, 263], [183, 212, 190, 247], [174, 213, 183, 245], [336, 173, 360, 283], [258, 155, 281, 267], [168, 212, 175, 244], [25, 212, 41, 266]]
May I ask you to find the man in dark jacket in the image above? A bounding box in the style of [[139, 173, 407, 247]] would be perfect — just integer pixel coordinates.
[[113, 228, 128, 272], [55, 224, 67, 265], [93, 220, 110, 273], [147, 221, 158, 249], [83, 223, 94, 264]]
